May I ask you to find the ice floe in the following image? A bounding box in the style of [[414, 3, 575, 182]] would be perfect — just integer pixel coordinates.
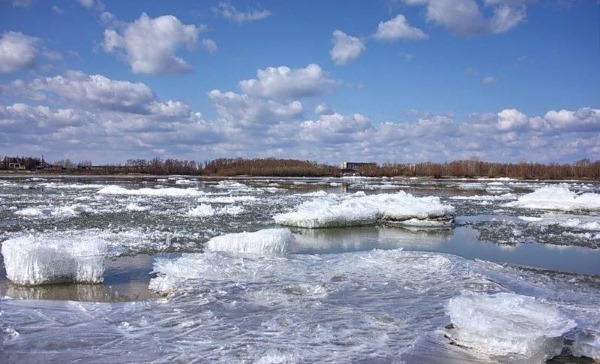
[[213, 180, 252, 190], [450, 193, 515, 201], [196, 195, 257, 204], [520, 213, 600, 231], [571, 330, 600, 361], [505, 185, 600, 211], [204, 228, 294, 255], [38, 182, 106, 190], [14, 204, 93, 219], [274, 191, 454, 228], [2, 235, 108, 285], [97, 185, 203, 197], [186, 204, 245, 217], [446, 292, 577, 362]]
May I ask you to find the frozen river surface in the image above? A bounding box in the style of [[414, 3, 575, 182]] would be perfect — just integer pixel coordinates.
[[1, 175, 599, 363]]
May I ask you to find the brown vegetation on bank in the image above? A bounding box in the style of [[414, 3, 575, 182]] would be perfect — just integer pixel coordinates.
[[356, 159, 600, 180], [2, 155, 599, 180], [203, 158, 341, 177]]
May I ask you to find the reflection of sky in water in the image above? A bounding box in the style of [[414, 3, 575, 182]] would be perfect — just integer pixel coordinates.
[[293, 225, 600, 276]]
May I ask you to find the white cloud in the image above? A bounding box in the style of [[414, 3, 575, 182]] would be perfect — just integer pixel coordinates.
[[214, 1, 272, 24], [103, 13, 200, 74], [315, 103, 334, 115], [497, 108, 527, 130], [78, 0, 94, 8], [1, 67, 597, 164], [240, 64, 337, 100], [202, 39, 218, 54], [11, 0, 35, 7], [543, 108, 600, 132], [330, 30, 366, 65], [0, 103, 83, 134], [482, 76, 498, 84], [28, 71, 156, 113], [405, 0, 532, 35], [208, 89, 304, 128], [373, 14, 428, 40], [401, 52, 415, 61], [0, 32, 40, 73], [0, 93, 219, 163], [300, 113, 372, 143]]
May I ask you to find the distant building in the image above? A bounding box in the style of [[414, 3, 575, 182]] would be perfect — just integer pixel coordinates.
[[339, 162, 377, 171], [8, 162, 26, 170]]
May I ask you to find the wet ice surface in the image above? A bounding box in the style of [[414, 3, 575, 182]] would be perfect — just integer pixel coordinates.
[[1, 175, 600, 363]]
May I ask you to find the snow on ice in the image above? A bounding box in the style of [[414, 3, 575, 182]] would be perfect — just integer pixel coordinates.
[[446, 292, 577, 362], [2, 235, 107, 285], [506, 185, 600, 211], [14, 204, 93, 219], [274, 191, 454, 228], [205, 228, 294, 255], [187, 204, 245, 217], [97, 185, 204, 197]]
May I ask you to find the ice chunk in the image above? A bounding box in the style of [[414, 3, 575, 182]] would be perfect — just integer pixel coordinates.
[[377, 194, 454, 223], [2, 235, 107, 285], [205, 228, 294, 255], [187, 204, 245, 217], [274, 191, 454, 228], [174, 179, 196, 185], [14, 207, 43, 217], [273, 197, 380, 228], [125, 203, 149, 212], [213, 180, 251, 190], [187, 204, 216, 217], [196, 195, 257, 204], [446, 292, 576, 362], [14, 204, 93, 219], [505, 185, 600, 211], [97, 185, 203, 197], [450, 193, 515, 201], [571, 330, 600, 361]]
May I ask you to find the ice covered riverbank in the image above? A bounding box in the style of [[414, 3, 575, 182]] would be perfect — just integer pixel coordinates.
[[1, 176, 600, 363]]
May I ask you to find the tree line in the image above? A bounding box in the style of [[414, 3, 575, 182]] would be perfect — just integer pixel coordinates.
[[356, 159, 600, 180], [1, 155, 599, 179]]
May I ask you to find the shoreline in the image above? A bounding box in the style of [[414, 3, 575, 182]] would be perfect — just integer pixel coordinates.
[[0, 170, 598, 182]]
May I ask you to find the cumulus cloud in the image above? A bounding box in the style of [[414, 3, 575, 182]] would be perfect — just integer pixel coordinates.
[[240, 64, 337, 100], [0, 73, 219, 162], [543, 108, 600, 133], [497, 108, 527, 130], [1, 68, 597, 164], [330, 30, 366, 65], [373, 14, 428, 40], [0, 32, 40, 73], [103, 13, 200, 74], [405, 0, 533, 35], [300, 113, 372, 143], [202, 39, 218, 54], [27, 71, 156, 113], [214, 1, 272, 24], [208, 89, 304, 128]]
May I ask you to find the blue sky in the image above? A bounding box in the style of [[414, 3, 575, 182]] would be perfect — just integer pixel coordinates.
[[0, 0, 598, 164]]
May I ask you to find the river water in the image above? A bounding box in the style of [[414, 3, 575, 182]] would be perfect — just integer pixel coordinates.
[[1, 175, 599, 363]]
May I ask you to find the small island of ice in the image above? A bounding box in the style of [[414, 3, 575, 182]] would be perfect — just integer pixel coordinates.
[[205, 228, 294, 255], [273, 191, 454, 228], [505, 185, 600, 211], [1, 235, 107, 285], [446, 292, 577, 362]]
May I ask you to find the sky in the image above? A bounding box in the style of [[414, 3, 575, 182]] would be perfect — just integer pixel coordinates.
[[0, 0, 599, 165]]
